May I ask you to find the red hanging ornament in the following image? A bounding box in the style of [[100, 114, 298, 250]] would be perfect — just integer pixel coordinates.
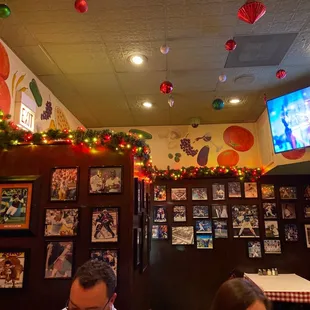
[[276, 69, 287, 80], [238, 1, 266, 25], [160, 81, 173, 94], [75, 0, 88, 13], [225, 39, 237, 52]]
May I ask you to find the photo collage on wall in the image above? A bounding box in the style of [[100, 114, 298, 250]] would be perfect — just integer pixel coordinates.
[[0, 165, 124, 288], [152, 181, 310, 255]]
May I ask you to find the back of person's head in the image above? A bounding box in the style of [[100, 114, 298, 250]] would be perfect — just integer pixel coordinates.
[[229, 268, 244, 279], [73, 260, 116, 298], [210, 278, 271, 310]]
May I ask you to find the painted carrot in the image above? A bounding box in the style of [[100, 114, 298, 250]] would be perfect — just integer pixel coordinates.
[[19, 87, 28, 92]]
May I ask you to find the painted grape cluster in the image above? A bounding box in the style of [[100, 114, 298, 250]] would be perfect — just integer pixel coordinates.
[[41, 100, 52, 120], [180, 137, 198, 157]]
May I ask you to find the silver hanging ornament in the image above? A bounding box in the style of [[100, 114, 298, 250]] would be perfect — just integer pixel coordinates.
[[219, 74, 227, 83], [168, 95, 174, 107], [160, 44, 170, 55]]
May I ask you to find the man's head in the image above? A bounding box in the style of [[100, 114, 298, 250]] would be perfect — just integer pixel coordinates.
[[68, 260, 117, 310]]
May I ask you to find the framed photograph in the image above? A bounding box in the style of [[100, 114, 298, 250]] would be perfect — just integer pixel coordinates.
[[153, 206, 167, 223], [304, 185, 310, 200], [0, 183, 33, 230], [50, 167, 79, 202], [261, 184, 275, 200], [248, 241, 262, 258], [89, 166, 122, 194], [193, 206, 209, 219], [90, 249, 118, 277], [134, 178, 142, 215], [0, 250, 27, 288], [44, 208, 79, 237], [211, 205, 228, 219], [228, 182, 241, 198], [264, 240, 281, 254], [304, 205, 310, 218], [284, 224, 298, 242], [44, 241, 74, 279], [141, 213, 150, 272], [191, 188, 208, 201], [262, 203, 277, 219], [232, 205, 259, 238], [91, 207, 119, 243], [173, 206, 186, 222], [171, 188, 187, 201], [279, 186, 297, 200], [172, 226, 194, 245], [305, 224, 310, 248], [154, 185, 166, 202], [213, 220, 228, 239], [264, 221, 279, 238], [152, 225, 168, 240], [196, 234, 213, 249], [212, 184, 225, 201], [281, 203, 296, 219], [195, 220, 212, 234], [244, 183, 258, 198], [133, 228, 142, 268]]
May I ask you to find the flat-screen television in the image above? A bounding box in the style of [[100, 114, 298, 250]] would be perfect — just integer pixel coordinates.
[[267, 86, 310, 153]]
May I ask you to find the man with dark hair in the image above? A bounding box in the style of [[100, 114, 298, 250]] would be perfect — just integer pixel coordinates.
[[64, 260, 117, 310]]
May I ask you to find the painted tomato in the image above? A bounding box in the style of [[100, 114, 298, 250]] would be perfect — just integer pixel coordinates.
[[223, 126, 254, 152], [217, 149, 239, 166], [282, 148, 306, 160], [0, 77, 11, 115], [0, 42, 10, 80]]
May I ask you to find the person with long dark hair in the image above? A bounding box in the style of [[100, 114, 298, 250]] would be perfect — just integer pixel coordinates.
[[210, 278, 271, 310]]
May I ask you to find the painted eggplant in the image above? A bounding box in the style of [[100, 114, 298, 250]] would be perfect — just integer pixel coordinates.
[[197, 146, 210, 166]]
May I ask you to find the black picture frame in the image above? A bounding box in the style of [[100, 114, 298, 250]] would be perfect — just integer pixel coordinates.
[[134, 178, 142, 215], [247, 241, 262, 259], [44, 207, 79, 237], [89, 248, 119, 281], [44, 241, 75, 279], [141, 212, 150, 273], [49, 167, 79, 202], [133, 228, 142, 268], [90, 207, 119, 243], [0, 248, 30, 289], [0, 175, 40, 237], [88, 166, 123, 195]]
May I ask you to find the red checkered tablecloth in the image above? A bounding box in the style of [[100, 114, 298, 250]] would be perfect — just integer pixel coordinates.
[[245, 274, 310, 304]]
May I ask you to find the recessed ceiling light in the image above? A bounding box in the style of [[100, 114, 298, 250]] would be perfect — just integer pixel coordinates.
[[129, 54, 146, 65], [229, 98, 241, 104], [142, 101, 152, 108]]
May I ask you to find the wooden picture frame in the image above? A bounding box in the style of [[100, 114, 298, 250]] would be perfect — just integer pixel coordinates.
[[0, 176, 40, 236], [133, 228, 142, 268], [50, 167, 79, 202], [88, 166, 123, 195]]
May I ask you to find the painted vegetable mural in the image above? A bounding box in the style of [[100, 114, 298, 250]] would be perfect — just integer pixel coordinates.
[[0, 42, 10, 114], [281, 148, 305, 160], [29, 79, 43, 107], [217, 149, 239, 166], [223, 126, 254, 152]]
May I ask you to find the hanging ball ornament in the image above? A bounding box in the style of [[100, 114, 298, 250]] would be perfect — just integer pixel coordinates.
[[75, 0, 88, 13], [225, 39, 237, 51], [212, 98, 225, 110], [219, 74, 227, 83], [168, 95, 174, 108], [160, 80, 173, 94], [238, 0, 266, 25], [276, 69, 287, 80], [160, 44, 170, 55], [0, 4, 11, 18]]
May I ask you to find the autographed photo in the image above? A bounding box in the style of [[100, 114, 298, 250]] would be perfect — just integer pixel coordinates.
[[0, 183, 32, 230], [173, 206, 186, 222], [228, 182, 241, 198], [89, 167, 122, 194], [44, 208, 79, 237], [261, 184, 275, 200], [153, 206, 167, 223], [279, 187, 297, 200], [232, 205, 259, 238], [91, 207, 119, 243], [244, 183, 258, 198], [152, 225, 168, 240], [193, 206, 209, 218], [262, 203, 277, 219], [90, 249, 117, 276], [213, 220, 228, 238], [212, 205, 228, 219], [212, 184, 225, 200], [50, 168, 78, 202], [154, 185, 167, 202], [195, 220, 212, 234], [0, 251, 25, 288], [281, 203, 296, 219], [171, 188, 187, 201], [248, 241, 262, 258], [264, 240, 281, 254], [172, 226, 194, 245], [191, 188, 208, 201]]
